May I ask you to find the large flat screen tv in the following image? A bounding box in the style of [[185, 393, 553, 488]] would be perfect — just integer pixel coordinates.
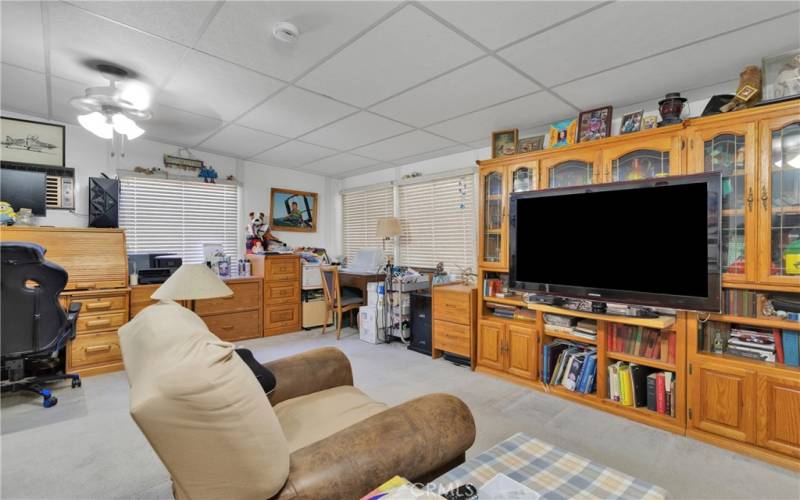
[[0, 168, 47, 216], [509, 172, 721, 311]]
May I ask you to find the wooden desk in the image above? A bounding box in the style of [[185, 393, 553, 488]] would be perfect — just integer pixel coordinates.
[[338, 270, 385, 299]]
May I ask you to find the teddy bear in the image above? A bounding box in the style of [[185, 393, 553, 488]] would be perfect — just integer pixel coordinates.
[[246, 211, 284, 254]]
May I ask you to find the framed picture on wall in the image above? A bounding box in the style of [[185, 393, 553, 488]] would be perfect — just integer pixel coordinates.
[[270, 188, 318, 232], [1, 116, 65, 167]]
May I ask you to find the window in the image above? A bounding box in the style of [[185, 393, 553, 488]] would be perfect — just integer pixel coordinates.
[[341, 185, 394, 264], [119, 176, 240, 264], [398, 173, 475, 273]]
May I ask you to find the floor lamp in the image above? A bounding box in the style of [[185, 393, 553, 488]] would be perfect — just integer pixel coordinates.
[[151, 263, 233, 310], [375, 217, 401, 343]]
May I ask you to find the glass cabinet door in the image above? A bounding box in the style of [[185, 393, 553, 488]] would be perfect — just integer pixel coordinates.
[[704, 134, 748, 277], [548, 160, 593, 188], [760, 120, 800, 284], [611, 149, 670, 182], [480, 168, 507, 268], [509, 163, 537, 193]]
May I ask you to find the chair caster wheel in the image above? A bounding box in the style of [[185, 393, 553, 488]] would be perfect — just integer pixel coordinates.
[[71, 378, 81, 388], [43, 394, 58, 408]]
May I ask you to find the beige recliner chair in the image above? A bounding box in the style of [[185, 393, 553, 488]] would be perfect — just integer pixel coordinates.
[[119, 302, 476, 500]]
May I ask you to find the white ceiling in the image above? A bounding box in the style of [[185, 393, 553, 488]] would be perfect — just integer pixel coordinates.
[[1, 1, 798, 179]]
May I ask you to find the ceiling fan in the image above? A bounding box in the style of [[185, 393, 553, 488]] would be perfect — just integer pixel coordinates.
[[70, 63, 151, 140]]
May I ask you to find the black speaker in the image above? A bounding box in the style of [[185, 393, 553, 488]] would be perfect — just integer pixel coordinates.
[[88, 177, 119, 228]]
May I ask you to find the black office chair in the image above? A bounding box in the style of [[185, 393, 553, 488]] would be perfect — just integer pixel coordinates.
[[1, 242, 82, 408]]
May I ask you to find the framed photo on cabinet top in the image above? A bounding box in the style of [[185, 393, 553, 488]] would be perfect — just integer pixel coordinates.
[[577, 106, 612, 142], [762, 48, 800, 102], [492, 129, 518, 158], [517, 135, 544, 153], [620, 110, 643, 134]]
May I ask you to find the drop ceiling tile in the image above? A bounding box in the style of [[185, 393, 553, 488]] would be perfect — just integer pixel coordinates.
[[422, 1, 601, 50], [352, 130, 457, 162], [370, 57, 537, 127], [299, 153, 377, 175], [334, 163, 395, 179], [297, 5, 484, 107], [198, 124, 287, 158], [500, 1, 800, 87], [50, 76, 91, 125], [237, 86, 356, 138], [392, 144, 471, 166], [253, 140, 337, 167], [159, 51, 284, 121], [47, 2, 187, 88], [426, 92, 575, 143], [553, 13, 800, 110], [144, 105, 223, 146], [300, 112, 411, 150], [196, 2, 399, 81], [1, 1, 45, 72], [70, 1, 218, 45], [0, 64, 48, 116]]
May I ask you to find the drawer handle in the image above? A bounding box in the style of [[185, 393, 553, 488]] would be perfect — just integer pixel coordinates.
[[87, 319, 112, 327], [221, 325, 234, 330], [79, 282, 97, 289], [85, 344, 112, 354], [446, 304, 458, 308], [86, 301, 112, 310]]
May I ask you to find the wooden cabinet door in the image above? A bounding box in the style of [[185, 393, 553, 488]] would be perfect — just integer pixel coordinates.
[[479, 166, 509, 270], [507, 161, 539, 194], [506, 324, 536, 379], [477, 320, 505, 371], [688, 122, 758, 284], [757, 114, 800, 287], [757, 372, 800, 459], [540, 149, 602, 188], [601, 130, 683, 183], [690, 361, 756, 443]]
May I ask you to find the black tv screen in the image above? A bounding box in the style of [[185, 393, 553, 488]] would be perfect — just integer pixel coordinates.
[[1, 168, 47, 216], [509, 172, 721, 311]]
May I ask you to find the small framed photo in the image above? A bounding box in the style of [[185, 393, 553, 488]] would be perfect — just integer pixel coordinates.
[[1, 116, 65, 167], [620, 110, 643, 134], [547, 118, 577, 148], [517, 135, 544, 154], [492, 129, 518, 158], [577, 106, 612, 142], [643, 115, 658, 130], [762, 48, 800, 102]]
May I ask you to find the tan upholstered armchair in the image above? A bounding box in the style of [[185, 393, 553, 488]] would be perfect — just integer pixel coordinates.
[[120, 302, 475, 500]]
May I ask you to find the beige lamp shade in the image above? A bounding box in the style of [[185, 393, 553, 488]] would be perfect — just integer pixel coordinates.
[[376, 217, 401, 238], [151, 264, 233, 301]]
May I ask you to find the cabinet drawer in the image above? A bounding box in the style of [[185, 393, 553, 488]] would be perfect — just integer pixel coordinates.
[[195, 281, 261, 315], [265, 281, 300, 304], [434, 320, 470, 357], [70, 332, 122, 368], [74, 294, 128, 314], [265, 303, 300, 331], [434, 292, 471, 325], [266, 257, 300, 281], [76, 311, 127, 335], [203, 310, 261, 342]]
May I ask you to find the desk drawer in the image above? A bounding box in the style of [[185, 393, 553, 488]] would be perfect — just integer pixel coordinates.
[[434, 291, 471, 325], [76, 311, 127, 335], [266, 257, 300, 281], [434, 320, 470, 357], [265, 303, 300, 333], [70, 332, 122, 368], [203, 310, 261, 342], [265, 281, 300, 305], [195, 281, 261, 315], [75, 294, 128, 314]]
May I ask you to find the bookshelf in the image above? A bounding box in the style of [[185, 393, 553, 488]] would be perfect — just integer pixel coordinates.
[[475, 100, 800, 470]]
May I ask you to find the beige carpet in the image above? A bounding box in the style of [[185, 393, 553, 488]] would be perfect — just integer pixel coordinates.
[[2, 327, 798, 499]]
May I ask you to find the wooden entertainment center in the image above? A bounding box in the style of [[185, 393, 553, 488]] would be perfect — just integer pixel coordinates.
[[475, 100, 800, 470]]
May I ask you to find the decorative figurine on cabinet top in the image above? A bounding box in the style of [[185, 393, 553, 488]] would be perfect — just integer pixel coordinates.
[[657, 92, 687, 126]]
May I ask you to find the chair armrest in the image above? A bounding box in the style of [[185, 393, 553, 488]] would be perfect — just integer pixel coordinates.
[[273, 393, 475, 500], [66, 302, 81, 339], [263, 347, 353, 405]]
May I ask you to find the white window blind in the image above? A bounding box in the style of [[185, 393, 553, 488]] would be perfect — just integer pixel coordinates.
[[119, 176, 240, 264], [398, 174, 475, 273], [341, 185, 394, 264]]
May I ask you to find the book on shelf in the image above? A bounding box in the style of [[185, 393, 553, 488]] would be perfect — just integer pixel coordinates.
[[483, 279, 503, 297], [543, 341, 596, 393], [609, 324, 674, 363], [608, 361, 674, 415], [543, 314, 577, 328], [722, 289, 758, 317], [782, 330, 799, 367]]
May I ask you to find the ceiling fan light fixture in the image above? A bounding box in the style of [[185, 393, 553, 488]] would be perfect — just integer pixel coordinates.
[[112, 112, 145, 139], [78, 112, 113, 139]]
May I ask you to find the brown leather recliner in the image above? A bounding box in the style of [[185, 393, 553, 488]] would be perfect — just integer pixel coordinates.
[[119, 302, 476, 500]]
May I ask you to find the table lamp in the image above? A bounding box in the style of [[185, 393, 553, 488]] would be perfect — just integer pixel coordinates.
[[151, 263, 233, 310], [376, 217, 401, 267]]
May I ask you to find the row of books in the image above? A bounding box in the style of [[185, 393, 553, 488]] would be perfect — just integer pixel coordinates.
[[702, 322, 800, 366], [483, 278, 503, 297], [542, 341, 597, 393], [722, 289, 758, 317], [608, 324, 675, 364], [543, 315, 597, 341], [608, 362, 676, 417]]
